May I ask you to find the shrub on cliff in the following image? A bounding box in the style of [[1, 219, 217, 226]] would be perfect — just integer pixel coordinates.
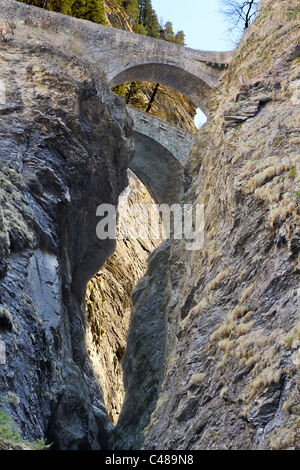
[[0, 305, 14, 332], [0, 407, 50, 450]]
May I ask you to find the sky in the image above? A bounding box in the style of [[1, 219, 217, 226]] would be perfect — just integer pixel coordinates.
[[151, 0, 231, 127], [151, 0, 231, 51]]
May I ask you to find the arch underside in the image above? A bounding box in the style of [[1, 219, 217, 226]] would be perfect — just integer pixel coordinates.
[[130, 131, 184, 206], [109, 63, 214, 116]]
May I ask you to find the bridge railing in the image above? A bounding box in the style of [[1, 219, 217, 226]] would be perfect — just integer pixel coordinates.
[[126, 105, 198, 137], [127, 105, 197, 166]]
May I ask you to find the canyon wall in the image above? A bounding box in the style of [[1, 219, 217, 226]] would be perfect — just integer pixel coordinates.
[[113, 0, 300, 450], [0, 8, 133, 448], [85, 170, 162, 425]]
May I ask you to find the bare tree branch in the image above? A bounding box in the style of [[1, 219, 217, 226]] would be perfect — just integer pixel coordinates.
[[219, 0, 259, 45]]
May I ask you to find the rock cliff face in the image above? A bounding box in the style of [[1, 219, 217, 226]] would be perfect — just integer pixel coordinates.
[[115, 0, 300, 450], [0, 0, 195, 449], [0, 0, 299, 452]]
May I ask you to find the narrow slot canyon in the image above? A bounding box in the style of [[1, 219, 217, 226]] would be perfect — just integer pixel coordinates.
[[84, 170, 162, 427]]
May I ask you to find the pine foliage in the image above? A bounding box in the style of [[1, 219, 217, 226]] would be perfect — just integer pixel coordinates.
[[119, 0, 186, 44], [17, 0, 108, 25], [18, 0, 185, 44]]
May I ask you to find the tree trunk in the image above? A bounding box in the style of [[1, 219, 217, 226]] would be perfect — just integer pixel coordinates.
[[146, 83, 160, 113]]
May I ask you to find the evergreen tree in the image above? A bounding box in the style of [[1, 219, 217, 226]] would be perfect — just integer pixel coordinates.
[[72, 0, 108, 24], [17, 0, 108, 25], [147, 8, 159, 38], [49, 0, 76, 15], [125, 81, 145, 107], [17, 0, 47, 7], [158, 18, 166, 41], [133, 22, 146, 35], [123, 0, 139, 27], [137, 0, 146, 25], [18, 0, 74, 13], [138, 0, 159, 38], [174, 30, 185, 46], [158, 21, 185, 46], [163, 21, 174, 42]]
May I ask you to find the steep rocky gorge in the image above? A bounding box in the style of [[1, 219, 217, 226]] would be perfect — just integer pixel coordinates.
[[0, 0, 299, 452], [83, 0, 197, 427]]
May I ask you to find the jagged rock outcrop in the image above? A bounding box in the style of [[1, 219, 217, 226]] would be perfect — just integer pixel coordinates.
[[0, 17, 132, 449]]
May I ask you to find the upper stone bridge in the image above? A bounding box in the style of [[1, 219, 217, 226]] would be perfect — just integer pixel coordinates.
[[1, 0, 233, 116], [1, 0, 233, 204], [106, 35, 232, 115]]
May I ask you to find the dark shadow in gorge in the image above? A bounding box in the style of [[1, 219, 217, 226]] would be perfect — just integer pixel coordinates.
[[110, 240, 171, 450]]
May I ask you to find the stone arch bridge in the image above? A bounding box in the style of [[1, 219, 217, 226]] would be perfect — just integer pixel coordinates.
[[2, 0, 233, 204], [127, 106, 196, 205]]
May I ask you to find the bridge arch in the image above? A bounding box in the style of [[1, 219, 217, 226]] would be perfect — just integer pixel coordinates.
[[2, 0, 233, 116], [2, 0, 233, 114], [4, 0, 233, 201], [109, 63, 217, 116], [125, 106, 196, 205], [129, 131, 184, 206]]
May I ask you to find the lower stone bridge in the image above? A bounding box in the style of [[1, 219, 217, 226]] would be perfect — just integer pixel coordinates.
[[127, 106, 196, 205]]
